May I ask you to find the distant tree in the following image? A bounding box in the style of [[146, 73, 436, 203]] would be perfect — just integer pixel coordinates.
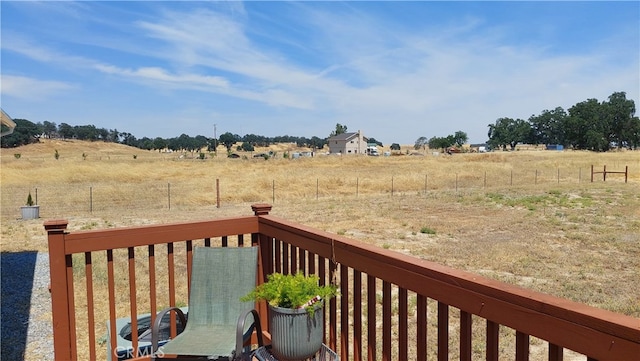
[[453, 131, 468, 147], [309, 136, 326, 150], [58, 123, 74, 139], [152, 137, 167, 151], [528, 107, 567, 146], [390, 143, 401, 151], [120, 132, 138, 147], [603, 92, 639, 149], [566, 99, 608, 151], [219, 132, 240, 151], [41, 121, 57, 138], [108, 129, 120, 143], [138, 137, 154, 150], [239, 141, 254, 152], [0, 119, 41, 148], [414, 136, 428, 151], [428, 136, 455, 151], [367, 137, 383, 147], [329, 123, 348, 137], [487, 117, 530, 151]]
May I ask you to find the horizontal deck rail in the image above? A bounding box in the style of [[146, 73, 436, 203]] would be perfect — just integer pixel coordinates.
[[46, 204, 640, 360]]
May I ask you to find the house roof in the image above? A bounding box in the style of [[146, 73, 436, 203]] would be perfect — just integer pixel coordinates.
[[328, 132, 370, 142], [1, 109, 17, 137], [327, 132, 359, 142]]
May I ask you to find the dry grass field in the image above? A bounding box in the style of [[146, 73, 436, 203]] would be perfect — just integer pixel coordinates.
[[1, 139, 639, 360]]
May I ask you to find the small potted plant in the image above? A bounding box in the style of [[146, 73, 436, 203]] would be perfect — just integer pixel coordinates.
[[21, 192, 40, 220], [242, 272, 338, 361]]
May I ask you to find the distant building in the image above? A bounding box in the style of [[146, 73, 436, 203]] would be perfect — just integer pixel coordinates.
[[327, 130, 368, 154]]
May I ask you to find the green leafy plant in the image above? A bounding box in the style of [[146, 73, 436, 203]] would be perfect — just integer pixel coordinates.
[[14, 153, 21, 159], [420, 226, 436, 234], [241, 272, 338, 315], [26, 192, 34, 206]]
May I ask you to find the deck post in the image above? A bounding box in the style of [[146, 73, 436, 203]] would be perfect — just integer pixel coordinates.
[[252, 203, 272, 215], [45, 220, 75, 361]]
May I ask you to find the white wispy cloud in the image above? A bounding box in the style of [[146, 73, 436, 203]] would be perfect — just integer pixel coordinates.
[[1, 75, 75, 100]]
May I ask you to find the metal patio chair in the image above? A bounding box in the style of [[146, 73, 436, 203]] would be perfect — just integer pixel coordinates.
[[151, 246, 264, 360]]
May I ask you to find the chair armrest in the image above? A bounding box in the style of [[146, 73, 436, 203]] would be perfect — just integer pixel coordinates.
[[235, 309, 264, 360], [151, 307, 187, 354]]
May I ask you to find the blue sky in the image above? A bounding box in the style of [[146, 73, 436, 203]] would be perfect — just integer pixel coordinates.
[[1, 1, 638, 145]]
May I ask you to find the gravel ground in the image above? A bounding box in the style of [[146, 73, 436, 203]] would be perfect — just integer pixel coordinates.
[[1, 252, 53, 361]]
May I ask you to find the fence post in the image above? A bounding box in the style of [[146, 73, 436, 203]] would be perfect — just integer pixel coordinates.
[[272, 180, 275, 203], [625, 166, 628, 183], [45, 220, 75, 361], [216, 179, 220, 208], [35, 187, 38, 205], [535, 170, 538, 185], [591, 165, 594, 183], [425, 174, 428, 195], [557, 168, 560, 184], [603, 165, 607, 182]]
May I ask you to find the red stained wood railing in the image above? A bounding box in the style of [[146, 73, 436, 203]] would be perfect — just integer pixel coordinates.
[[46, 204, 640, 361]]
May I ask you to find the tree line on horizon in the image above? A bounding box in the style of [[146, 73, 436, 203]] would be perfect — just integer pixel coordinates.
[[486, 91, 639, 151], [2, 91, 638, 152]]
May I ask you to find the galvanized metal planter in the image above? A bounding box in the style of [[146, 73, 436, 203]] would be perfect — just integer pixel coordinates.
[[268, 302, 323, 361], [20, 205, 39, 220]]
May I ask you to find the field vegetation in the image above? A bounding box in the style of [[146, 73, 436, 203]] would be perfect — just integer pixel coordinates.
[[1, 139, 639, 360]]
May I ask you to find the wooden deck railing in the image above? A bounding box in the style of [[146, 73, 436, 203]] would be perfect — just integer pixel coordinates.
[[46, 204, 640, 361]]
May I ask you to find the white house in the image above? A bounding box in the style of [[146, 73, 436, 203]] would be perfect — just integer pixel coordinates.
[[327, 130, 368, 155]]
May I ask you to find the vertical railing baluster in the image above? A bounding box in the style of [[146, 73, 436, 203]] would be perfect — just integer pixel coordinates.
[[353, 270, 362, 361], [460, 311, 472, 361], [308, 251, 316, 276], [238, 234, 244, 247], [329, 259, 338, 351], [549, 343, 563, 361], [318, 256, 327, 344], [340, 264, 349, 361], [167, 242, 176, 337], [274, 240, 282, 274], [291, 245, 298, 274], [148, 245, 157, 331], [222, 236, 228, 247], [516, 331, 530, 361], [282, 243, 290, 275], [299, 248, 306, 275], [486, 320, 499, 361], [128, 247, 139, 356], [85, 252, 96, 360], [107, 250, 117, 361], [186, 240, 193, 297], [437, 302, 449, 361], [398, 288, 408, 360], [367, 275, 376, 361], [382, 281, 392, 361], [417, 295, 427, 361]]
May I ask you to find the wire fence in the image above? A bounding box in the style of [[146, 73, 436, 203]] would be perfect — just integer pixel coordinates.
[[2, 165, 633, 220]]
